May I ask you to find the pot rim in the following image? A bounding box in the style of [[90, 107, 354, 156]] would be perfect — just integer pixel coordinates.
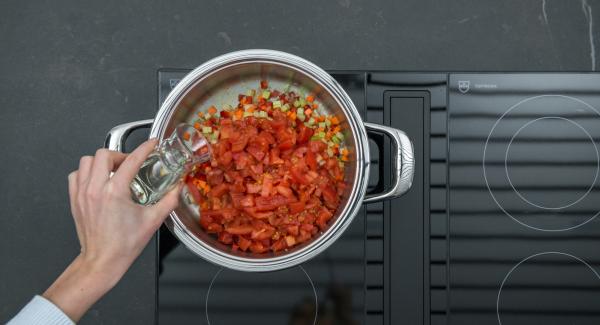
[[152, 49, 370, 272]]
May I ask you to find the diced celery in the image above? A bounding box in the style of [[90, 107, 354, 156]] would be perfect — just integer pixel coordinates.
[[293, 100, 301, 107], [202, 126, 212, 133], [297, 113, 306, 121], [307, 117, 316, 125], [310, 135, 320, 141], [335, 132, 345, 140], [262, 90, 271, 99], [327, 148, 334, 157], [318, 122, 326, 128], [246, 89, 255, 97], [281, 103, 290, 112], [325, 119, 331, 127], [318, 131, 326, 138], [296, 107, 304, 115], [273, 100, 282, 108], [299, 98, 306, 107], [205, 113, 212, 120], [243, 111, 253, 117], [332, 136, 341, 144], [212, 130, 220, 139], [259, 111, 268, 118]]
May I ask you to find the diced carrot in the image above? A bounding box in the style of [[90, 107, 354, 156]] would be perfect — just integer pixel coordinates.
[[305, 109, 312, 116], [208, 105, 217, 115], [235, 109, 243, 119], [330, 116, 340, 125], [306, 95, 315, 103], [312, 103, 319, 109], [341, 148, 349, 156], [317, 127, 324, 133], [183, 131, 191, 141], [193, 122, 201, 130], [246, 106, 255, 113], [341, 155, 349, 162], [289, 112, 297, 121], [197, 111, 204, 118]]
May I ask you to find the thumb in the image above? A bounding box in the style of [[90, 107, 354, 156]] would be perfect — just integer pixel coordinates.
[[148, 182, 183, 226]]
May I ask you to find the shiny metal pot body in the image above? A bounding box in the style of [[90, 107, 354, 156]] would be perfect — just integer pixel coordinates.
[[105, 50, 413, 272]]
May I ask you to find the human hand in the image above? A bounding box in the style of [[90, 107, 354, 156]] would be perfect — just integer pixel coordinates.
[[43, 139, 182, 321]]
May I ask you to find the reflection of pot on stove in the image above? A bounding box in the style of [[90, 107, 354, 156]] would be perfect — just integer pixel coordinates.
[[289, 284, 358, 325]]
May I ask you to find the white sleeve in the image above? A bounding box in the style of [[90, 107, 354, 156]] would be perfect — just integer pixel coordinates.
[[7, 295, 75, 325]]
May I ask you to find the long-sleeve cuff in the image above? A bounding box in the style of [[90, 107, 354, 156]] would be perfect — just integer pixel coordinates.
[[7, 295, 75, 325]]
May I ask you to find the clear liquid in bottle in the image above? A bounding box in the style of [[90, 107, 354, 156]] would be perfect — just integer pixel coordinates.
[[130, 124, 211, 205]]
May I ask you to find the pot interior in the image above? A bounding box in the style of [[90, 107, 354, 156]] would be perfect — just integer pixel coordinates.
[[160, 60, 360, 260]]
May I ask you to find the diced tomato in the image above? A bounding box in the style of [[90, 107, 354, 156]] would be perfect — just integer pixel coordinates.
[[255, 195, 289, 211], [186, 179, 203, 204], [240, 195, 255, 207], [317, 208, 333, 230], [288, 201, 305, 214], [286, 224, 299, 236], [219, 151, 233, 166], [271, 238, 287, 252], [270, 148, 284, 165], [231, 136, 248, 152], [226, 225, 254, 235], [206, 223, 223, 233], [305, 150, 317, 171], [246, 145, 266, 161], [321, 184, 339, 208], [249, 241, 268, 254], [234, 152, 251, 170], [207, 169, 224, 186], [218, 231, 233, 244], [309, 140, 327, 153], [297, 124, 314, 144], [290, 166, 309, 185], [238, 236, 252, 251], [251, 226, 275, 240], [246, 183, 262, 194], [261, 176, 273, 197], [276, 185, 294, 199], [244, 207, 274, 219], [220, 125, 234, 139], [209, 183, 229, 198]]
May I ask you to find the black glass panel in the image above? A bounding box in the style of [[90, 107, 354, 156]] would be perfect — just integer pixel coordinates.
[[448, 74, 600, 325]]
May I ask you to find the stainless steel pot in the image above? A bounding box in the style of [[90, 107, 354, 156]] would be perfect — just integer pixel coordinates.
[[105, 50, 414, 272]]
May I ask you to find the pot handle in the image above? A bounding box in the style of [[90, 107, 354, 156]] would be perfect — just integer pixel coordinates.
[[363, 123, 414, 203], [104, 119, 154, 151]]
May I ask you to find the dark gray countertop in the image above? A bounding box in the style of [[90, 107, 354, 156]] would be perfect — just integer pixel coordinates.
[[0, 0, 597, 323]]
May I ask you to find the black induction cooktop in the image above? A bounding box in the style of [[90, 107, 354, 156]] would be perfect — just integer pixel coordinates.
[[152, 71, 600, 325]]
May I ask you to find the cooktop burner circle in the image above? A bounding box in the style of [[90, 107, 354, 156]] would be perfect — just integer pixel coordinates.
[[497, 251, 600, 325], [504, 116, 599, 210], [483, 94, 600, 231], [205, 266, 318, 325]]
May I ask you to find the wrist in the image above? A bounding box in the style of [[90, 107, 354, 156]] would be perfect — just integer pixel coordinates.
[[42, 255, 122, 322]]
